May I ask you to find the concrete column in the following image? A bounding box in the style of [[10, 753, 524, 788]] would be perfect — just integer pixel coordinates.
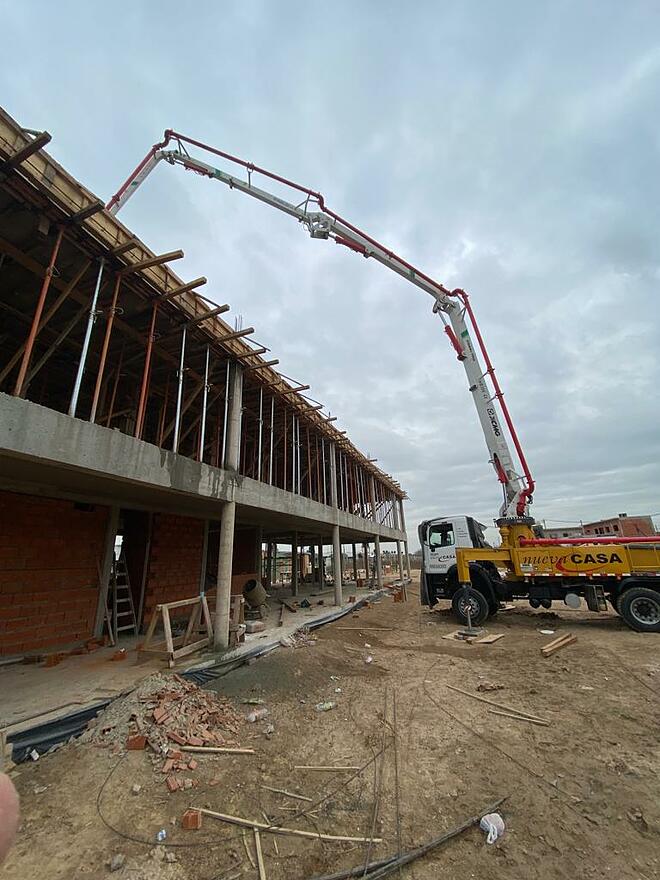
[[363, 542, 370, 585], [374, 535, 383, 588], [352, 543, 358, 583], [214, 501, 235, 649], [94, 505, 120, 637], [396, 540, 404, 581], [273, 544, 278, 584], [332, 525, 342, 605], [310, 544, 316, 584], [214, 363, 243, 650], [291, 532, 299, 596]]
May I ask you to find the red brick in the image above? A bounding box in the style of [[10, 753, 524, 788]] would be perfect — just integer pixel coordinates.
[[166, 775, 180, 793], [126, 735, 147, 750], [181, 809, 202, 830]]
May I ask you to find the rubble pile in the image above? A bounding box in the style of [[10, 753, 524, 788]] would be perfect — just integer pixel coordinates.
[[82, 672, 245, 791]]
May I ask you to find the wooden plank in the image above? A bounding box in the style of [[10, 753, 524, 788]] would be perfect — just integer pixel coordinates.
[[540, 632, 572, 650], [260, 785, 312, 803], [254, 829, 267, 880], [446, 684, 547, 723], [161, 606, 174, 667], [156, 596, 205, 611], [542, 634, 577, 657], [488, 709, 550, 727], [200, 595, 214, 640], [196, 808, 382, 843], [278, 599, 297, 613], [475, 633, 505, 644], [181, 746, 255, 755]]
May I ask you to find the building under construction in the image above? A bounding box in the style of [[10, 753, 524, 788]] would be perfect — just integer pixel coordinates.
[[0, 106, 409, 658]]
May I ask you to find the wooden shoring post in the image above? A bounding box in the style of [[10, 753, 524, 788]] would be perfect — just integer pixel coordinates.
[[163, 378, 203, 446], [90, 274, 122, 422], [104, 341, 125, 425], [157, 372, 171, 447], [13, 226, 64, 397], [0, 257, 91, 387], [23, 301, 88, 393], [135, 301, 158, 439]]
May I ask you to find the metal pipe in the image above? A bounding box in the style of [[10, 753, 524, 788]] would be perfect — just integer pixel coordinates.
[[198, 345, 210, 461], [14, 227, 64, 398], [257, 387, 264, 481], [268, 396, 274, 484], [520, 535, 660, 546], [134, 301, 159, 439], [69, 257, 105, 416], [173, 325, 187, 452], [221, 362, 230, 467], [90, 274, 121, 422]]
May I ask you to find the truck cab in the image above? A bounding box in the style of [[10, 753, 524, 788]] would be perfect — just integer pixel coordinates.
[[419, 515, 498, 612]]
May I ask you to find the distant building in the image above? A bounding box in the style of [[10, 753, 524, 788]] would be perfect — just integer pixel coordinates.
[[542, 525, 583, 540], [582, 513, 657, 538]]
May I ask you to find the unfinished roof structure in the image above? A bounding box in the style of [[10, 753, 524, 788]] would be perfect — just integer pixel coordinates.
[[0, 106, 410, 659]]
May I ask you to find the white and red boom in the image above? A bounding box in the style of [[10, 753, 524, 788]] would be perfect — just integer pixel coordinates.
[[108, 131, 535, 520]]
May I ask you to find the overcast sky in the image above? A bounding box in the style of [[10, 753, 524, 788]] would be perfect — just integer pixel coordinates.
[[2, 2, 659, 545]]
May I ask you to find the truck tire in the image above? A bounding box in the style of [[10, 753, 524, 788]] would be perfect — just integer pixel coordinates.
[[451, 586, 490, 627], [619, 586, 660, 633]]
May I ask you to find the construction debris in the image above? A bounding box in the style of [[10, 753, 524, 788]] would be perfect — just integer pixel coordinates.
[[82, 673, 245, 771]]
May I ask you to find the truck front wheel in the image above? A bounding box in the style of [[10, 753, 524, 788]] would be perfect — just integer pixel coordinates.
[[451, 587, 490, 627], [619, 586, 660, 633]]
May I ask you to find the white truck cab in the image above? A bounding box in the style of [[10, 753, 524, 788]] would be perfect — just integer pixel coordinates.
[[419, 515, 498, 614]]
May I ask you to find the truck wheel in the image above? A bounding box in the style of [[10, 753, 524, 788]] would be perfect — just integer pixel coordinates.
[[452, 587, 489, 627], [619, 587, 660, 633]]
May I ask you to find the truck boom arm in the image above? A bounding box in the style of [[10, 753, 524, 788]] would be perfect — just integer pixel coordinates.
[[108, 131, 534, 519]]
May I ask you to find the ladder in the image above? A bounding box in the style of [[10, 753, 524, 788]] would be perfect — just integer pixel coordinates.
[[110, 551, 138, 639]]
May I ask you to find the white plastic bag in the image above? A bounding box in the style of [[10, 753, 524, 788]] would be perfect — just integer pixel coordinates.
[[480, 812, 505, 844]]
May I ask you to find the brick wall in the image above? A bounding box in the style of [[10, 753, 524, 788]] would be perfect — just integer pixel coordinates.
[[142, 513, 205, 623], [0, 491, 108, 655], [231, 526, 259, 594]]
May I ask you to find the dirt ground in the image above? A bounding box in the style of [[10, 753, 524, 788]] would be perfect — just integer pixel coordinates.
[[3, 576, 660, 880]]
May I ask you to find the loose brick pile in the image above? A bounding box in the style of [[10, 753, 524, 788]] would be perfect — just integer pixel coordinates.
[[84, 672, 245, 791]]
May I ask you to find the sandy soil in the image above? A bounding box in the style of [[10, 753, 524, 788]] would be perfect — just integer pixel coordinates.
[[3, 577, 659, 879]]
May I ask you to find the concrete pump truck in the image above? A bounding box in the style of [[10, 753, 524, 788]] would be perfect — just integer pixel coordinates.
[[109, 131, 660, 634]]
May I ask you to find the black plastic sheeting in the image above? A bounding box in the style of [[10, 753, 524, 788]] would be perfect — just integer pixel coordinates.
[[7, 587, 394, 760], [7, 699, 112, 764], [182, 588, 391, 685]]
